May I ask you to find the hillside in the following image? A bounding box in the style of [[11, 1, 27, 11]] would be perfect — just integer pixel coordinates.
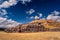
[[30, 19, 60, 28], [4, 19, 60, 33]]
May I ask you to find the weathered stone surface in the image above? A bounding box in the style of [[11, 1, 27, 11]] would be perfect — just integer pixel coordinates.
[[4, 19, 60, 33], [4, 21, 45, 33]]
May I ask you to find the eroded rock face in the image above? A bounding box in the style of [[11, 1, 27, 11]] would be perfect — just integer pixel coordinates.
[[4, 19, 60, 33], [4, 22, 45, 33]]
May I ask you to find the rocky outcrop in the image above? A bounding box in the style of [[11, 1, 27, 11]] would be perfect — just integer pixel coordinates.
[[4, 19, 60, 33], [4, 21, 45, 33]]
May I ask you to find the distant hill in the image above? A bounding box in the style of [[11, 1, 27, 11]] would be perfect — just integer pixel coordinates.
[[30, 19, 60, 28], [4, 19, 60, 33]]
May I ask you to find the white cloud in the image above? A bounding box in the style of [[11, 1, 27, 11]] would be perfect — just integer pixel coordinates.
[[51, 11, 60, 16], [26, 9, 35, 15], [0, 9, 7, 16], [0, 0, 20, 28], [47, 15, 60, 21], [30, 16, 39, 19], [0, 0, 31, 8], [38, 13, 43, 17], [27, 12, 43, 20], [0, 0, 32, 8], [0, 0, 18, 18], [28, 12, 43, 19], [30, 16, 34, 19], [47, 11, 60, 22], [19, 0, 31, 4], [0, 0, 17, 8], [0, 17, 7, 23], [34, 16, 39, 19], [5, 15, 8, 18], [6, 19, 20, 27], [0, 17, 20, 28]]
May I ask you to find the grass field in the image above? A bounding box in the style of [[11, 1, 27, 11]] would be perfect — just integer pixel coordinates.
[[0, 32, 60, 40]]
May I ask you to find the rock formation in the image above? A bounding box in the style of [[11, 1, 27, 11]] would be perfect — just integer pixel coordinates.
[[4, 19, 60, 33]]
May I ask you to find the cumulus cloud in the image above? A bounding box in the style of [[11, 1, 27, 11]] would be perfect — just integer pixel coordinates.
[[29, 12, 43, 19], [38, 13, 43, 17], [0, 0, 21, 28], [0, 17, 7, 23], [51, 11, 60, 16], [0, 9, 7, 16], [30, 16, 34, 19], [30, 16, 39, 19], [47, 11, 60, 22], [0, 0, 32, 8], [0, 0, 18, 17], [34, 16, 39, 19], [0, 0, 17, 8], [26, 9, 35, 15], [19, 0, 31, 4], [0, 17, 20, 28]]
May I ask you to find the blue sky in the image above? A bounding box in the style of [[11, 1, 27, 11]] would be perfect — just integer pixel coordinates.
[[0, 0, 60, 25]]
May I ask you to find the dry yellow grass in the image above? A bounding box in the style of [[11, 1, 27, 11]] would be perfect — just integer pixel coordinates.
[[0, 32, 60, 40]]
